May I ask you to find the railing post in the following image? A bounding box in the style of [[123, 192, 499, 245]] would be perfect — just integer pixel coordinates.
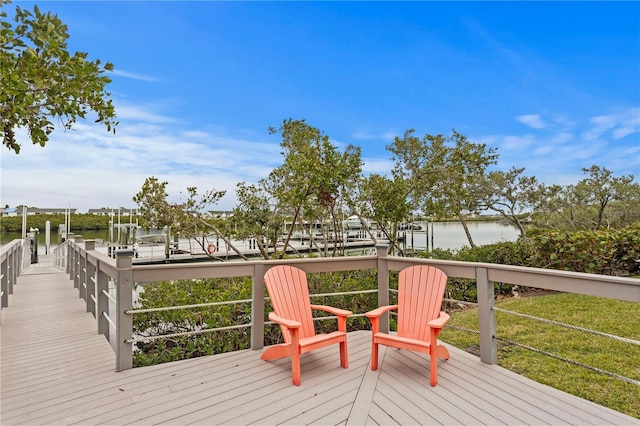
[[115, 249, 134, 371], [1, 253, 8, 309], [476, 266, 497, 364], [73, 236, 83, 293], [96, 259, 110, 341], [71, 244, 77, 287], [65, 234, 74, 275], [85, 240, 97, 316], [14, 241, 21, 279], [78, 245, 87, 302], [251, 263, 266, 350], [10, 243, 18, 293], [376, 244, 390, 334]]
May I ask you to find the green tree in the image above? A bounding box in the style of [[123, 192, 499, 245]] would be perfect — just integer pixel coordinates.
[[132, 177, 246, 260], [387, 129, 498, 248], [267, 118, 363, 257], [428, 130, 498, 248], [1, 1, 117, 153], [231, 181, 283, 259], [386, 129, 446, 214], [480, 167, 560, 239], [573, 165, 637, 229], [352, 173, 411, 254]]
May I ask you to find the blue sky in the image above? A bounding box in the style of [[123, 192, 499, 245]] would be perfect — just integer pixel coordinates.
[[2, 1, 639, 212]]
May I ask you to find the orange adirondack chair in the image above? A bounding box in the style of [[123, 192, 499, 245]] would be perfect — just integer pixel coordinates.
[[365, 265, 451, 386], [261, 265, 352, 386]]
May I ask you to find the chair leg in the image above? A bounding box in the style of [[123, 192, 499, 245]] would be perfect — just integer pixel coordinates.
[[292, 348, 301, 386], [371, 341, 379, 371], [340, 340, 348, 368], [430, 346, 438, 386]]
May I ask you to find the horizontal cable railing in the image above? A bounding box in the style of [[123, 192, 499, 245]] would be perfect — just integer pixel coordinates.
[[493, 306, 640, 387], [58, 237, 639, 380], [493, 306, 640, 347], [123, 288, 378, 344], [494, 335, 640, 387], [440, 299, 640, 387]]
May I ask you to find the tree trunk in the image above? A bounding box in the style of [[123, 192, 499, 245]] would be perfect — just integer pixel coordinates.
[[458, 214, 476, 248], [512, 216, 528, 240]]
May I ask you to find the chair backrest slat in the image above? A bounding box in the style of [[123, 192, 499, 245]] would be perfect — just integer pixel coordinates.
[[264, 265, 316, 341], [397, 265, 448, 342]]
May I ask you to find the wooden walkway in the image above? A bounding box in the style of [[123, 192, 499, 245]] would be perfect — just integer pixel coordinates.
[[1, 258, 637, 425]]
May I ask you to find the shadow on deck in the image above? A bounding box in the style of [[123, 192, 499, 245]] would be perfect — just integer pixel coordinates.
[[1, 259, 636, 425]]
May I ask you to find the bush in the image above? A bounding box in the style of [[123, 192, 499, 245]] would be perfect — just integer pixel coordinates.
[[423, 225, 640, 303], [528, 224, 640, 276], [132, 270, 379, 367], [133, 276, 254, 366]]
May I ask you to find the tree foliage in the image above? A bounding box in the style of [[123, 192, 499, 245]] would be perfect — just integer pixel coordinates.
[[231, 181, 282, 259], [131, 177, 241, 259], [480, 167, 560, 239], [536, 166, 639, 231], [128, 120, 638, 264], [386, 129, 498, 247], [1, 0, 117, 153], [265, 118, 363, 257]]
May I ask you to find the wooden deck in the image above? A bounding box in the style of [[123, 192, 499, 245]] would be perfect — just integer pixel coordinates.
[[1, 258, 637, 425]]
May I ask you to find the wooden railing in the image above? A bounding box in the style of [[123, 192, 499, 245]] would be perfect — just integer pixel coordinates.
[[55, 236, 640, 372], [0, 239, 27, 320]]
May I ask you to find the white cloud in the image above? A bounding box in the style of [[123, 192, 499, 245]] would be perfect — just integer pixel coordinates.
[[361, 158, 394, 175], [351, 129, 398, 141], [115, 103, 182, 124], [351, 130, 374, 140], [0, 113, 281, 212], [551, 132, 573, 144], [533, 145, 554, 156], [584, 107, 640, 141], [501, 135, 535, 150], [110, 69, 160, 82], [516, 114, 546, 129]]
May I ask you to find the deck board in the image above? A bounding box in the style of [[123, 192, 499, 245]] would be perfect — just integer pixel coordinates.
[[1, 258, 637, 426]]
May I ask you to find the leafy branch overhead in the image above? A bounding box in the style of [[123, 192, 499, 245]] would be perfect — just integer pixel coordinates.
[[0, 0, 117, 153]]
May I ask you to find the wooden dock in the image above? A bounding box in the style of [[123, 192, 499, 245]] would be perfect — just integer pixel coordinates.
[[1, 257, 637, 425]]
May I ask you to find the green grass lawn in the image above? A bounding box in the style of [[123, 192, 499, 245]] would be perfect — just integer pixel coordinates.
[[439, 292, 640, 419]]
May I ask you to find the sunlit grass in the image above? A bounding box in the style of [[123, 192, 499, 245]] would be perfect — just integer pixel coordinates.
[[439, 293, 640, 418]]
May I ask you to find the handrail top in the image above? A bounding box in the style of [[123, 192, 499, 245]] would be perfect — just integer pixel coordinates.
[[66, 240, 640, 302]]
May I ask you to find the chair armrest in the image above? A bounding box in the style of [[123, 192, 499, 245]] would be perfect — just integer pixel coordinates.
[[310, 304, 352, 317], [268, 312, 302, 329], [365, 305, 398, 319], [427, 311, 451, 329]]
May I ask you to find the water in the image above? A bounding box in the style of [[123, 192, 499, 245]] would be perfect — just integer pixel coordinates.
[[400, 220, 520, 251], [1, 221, 521, 252]]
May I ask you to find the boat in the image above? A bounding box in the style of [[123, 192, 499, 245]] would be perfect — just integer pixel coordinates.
[[342, 215, 368, 229], [397, 223, 423, 231], [135, 233, 167, 244]]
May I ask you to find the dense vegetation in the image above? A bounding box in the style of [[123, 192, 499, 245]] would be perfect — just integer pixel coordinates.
[[132, 269, 380, 367], [0, 213, 111, 232]]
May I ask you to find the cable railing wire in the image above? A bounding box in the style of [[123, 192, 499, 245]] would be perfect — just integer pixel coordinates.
[[493, 306, 640, 347], [494, 335, 640, 387], [445, 302, 640, 387]]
